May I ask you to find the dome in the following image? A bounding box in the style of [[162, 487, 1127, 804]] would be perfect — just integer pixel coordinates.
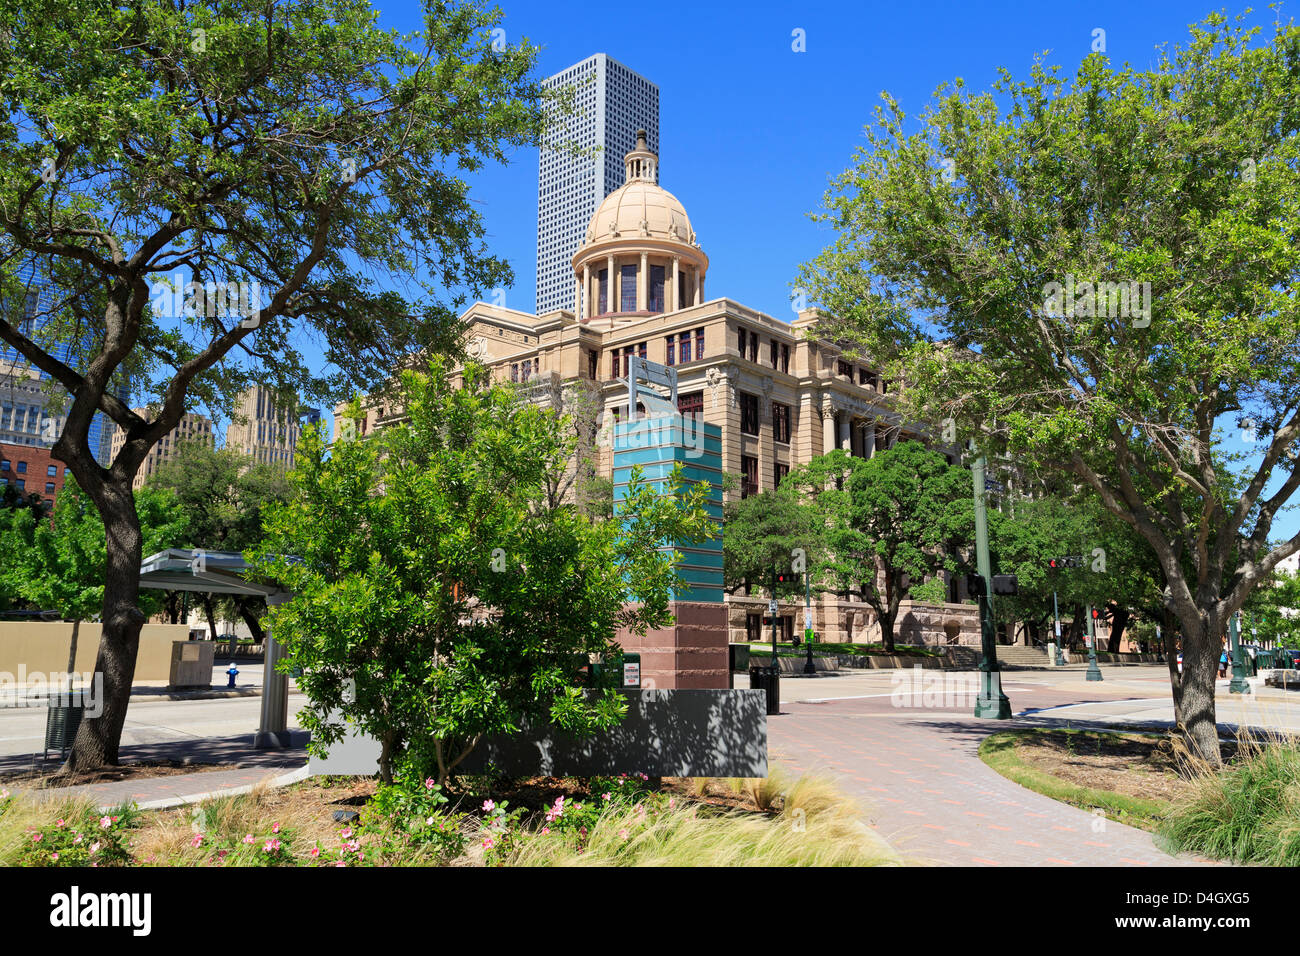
[[583, 131, 697, 247]]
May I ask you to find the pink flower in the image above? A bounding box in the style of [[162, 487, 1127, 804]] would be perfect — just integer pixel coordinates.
[[89, 842, 100, 855], [263, 839, 281, 853], [73, 834, 83, 844], [619, 829, 629, 840], [482, 799, 495, 812], [335, 860, 346, 867], [99, 815, 112, 829], [540, 827, 551, 835], [272, 823, 281, 834], [482, 836, 495, 849], [216, 850, 228, 860], [669, 797, 676, 809], [424, 778, 436, 790], [309, 847, 320, 859], [31, 832, 42, 843], [341, 827, 353, 839], [190, 834, 203, 848], [55, 819, 65, 827], [602, 792, 611, 802], [51, 852, 59, 861], [1, 788, 9, 798]]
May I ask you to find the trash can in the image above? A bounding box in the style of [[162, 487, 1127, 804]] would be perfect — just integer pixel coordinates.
[[749, 666, 780, 715], [45, 696, 84, 758]]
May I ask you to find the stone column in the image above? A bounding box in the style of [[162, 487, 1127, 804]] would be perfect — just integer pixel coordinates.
[[671, 256, 680, 314], [865, 422, 876, 458], [607, 254, 615, 313], [822, 401, 835, 454], [638, 251, 648, 312], [839, 414, 851, 453], [695, 271, 704, 306], [582, 263, 590, 320]]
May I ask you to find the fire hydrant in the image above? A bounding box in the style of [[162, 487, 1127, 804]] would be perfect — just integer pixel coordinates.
[[226, 663, 239, 689]]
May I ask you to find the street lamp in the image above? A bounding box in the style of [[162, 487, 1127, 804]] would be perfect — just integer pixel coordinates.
[[971, 450, 1012, 719], [1085, 605, 1104, 681], [1229, 611, 1251, 695]]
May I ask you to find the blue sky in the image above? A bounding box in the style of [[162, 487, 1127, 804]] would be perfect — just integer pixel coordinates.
[[373, 0, 1270, 320]]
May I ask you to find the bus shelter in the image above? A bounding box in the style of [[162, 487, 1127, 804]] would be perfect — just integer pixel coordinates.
[[138, 548, 293, 748]]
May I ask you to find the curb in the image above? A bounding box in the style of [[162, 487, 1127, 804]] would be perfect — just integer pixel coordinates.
[[117, 764, 311, 812]]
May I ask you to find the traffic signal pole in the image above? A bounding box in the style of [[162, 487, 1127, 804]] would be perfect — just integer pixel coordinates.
[[1053, 590, 1066, 666], [1085, 604, 1104, 681]]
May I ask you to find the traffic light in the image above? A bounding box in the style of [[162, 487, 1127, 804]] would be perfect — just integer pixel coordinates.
[[1048, 556, 1084, 569]]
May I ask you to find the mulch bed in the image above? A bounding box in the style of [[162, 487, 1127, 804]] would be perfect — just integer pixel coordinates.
[[1, 760, 233, 789], [1011, 730, 1241, 803]]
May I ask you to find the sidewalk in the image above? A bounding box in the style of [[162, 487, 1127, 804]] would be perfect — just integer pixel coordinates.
[[3, 732, 310, 811]]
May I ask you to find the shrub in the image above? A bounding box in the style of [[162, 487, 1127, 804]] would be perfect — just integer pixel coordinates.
[[1161, 737, 1300, 865]]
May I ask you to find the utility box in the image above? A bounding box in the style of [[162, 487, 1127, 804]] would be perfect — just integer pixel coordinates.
[[169, 640, 215, 690]]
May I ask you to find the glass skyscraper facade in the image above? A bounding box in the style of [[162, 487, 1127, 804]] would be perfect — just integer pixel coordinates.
[[0, 260, 129, 466], [536, 54, 659, 315]]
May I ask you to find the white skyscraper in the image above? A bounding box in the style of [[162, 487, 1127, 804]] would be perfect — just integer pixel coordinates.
[[536, 53, 659, 315]]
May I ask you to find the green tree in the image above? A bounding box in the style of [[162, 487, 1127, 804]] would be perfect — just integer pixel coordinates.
[[0, 0, 556, 769], [722, 489, 821, 601], [1, 480, 185, 674], [150, 440, 292, 641], [786, 444, 972, 652], [252, 359, 715, 785], [799, 14, 1300, 761]]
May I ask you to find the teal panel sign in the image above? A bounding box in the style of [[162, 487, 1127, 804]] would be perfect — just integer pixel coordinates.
[[613, 414, 724, 603]]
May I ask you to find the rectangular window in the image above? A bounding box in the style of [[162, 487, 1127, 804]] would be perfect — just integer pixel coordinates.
[[587, 350, 597, 380], [44, 482, 55, 494], [838, 360, 853, 378], [741, 455, 758, 499], [16, 461, 26, 474], [677, 391, 704, 419], [511, 363, 519, 383], [679, 331, 692, 364], [746, 612, 763, 642], [696, 328, 705, 361], [620, 264, 637, 312], [780, 343, 789, 373], [611, 349, 619, 379], [0, 460, 7, 471], [649, 265, 666, 313], [15, 479, 23, 491], [598, 269, 608, 314], [774, 462, 789, 488], [666, 336, 676, 366], [770, 339, 778, 368], [772, 402, 791, 444], [740, 392, 759, 436], [737, 326, 746, 357], [47, 464, 56, 476]]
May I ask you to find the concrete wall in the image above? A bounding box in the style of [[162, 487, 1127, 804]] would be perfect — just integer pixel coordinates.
[[311, 688, 769, 779], [0, 622, 189, 681]]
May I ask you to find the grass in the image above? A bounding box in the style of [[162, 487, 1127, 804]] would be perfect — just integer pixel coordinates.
[[978, 730, 1170, 831], [500, 771, 902, 867], [1160, 734, 1300, 865], [0, 767, 901, 867]]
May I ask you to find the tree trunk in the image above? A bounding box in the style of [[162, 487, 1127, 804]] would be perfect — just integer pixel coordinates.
[[1107, 606, 1129, 653], [63, 482, 145, 772], [236, 599, 265, 643], [65, 618, 80, 677], [1067, 605, 1085, 648], [202, 594, 219, 642], [1176, 613, 1222, 765]]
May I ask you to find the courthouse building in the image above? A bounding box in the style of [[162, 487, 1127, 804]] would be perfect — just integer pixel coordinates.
[[341, 132, 976, 646]]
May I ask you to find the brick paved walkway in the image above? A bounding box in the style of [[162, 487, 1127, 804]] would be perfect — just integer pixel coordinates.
[[768, 683, 1214, 867]]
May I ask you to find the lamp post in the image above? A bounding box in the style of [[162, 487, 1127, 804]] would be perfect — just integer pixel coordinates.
[[803, 568, 816, 675], [1053, 590, 1066, 667], [971, 450, 1011, 718], [1229, 611, 1251, 695], [1085, 604, 1104, 681]]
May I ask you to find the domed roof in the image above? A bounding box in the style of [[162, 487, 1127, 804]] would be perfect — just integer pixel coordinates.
[[583, 131, 697, 246]]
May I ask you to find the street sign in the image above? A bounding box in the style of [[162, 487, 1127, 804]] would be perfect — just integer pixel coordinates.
[[804, 610, 813, 630], [768, 600, 778, 614]]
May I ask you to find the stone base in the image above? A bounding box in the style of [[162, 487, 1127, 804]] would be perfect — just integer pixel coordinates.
[[617, 601, 728, 689]]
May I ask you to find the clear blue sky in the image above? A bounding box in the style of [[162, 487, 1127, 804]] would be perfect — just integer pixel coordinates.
[[373, 0, 1269, 320]]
